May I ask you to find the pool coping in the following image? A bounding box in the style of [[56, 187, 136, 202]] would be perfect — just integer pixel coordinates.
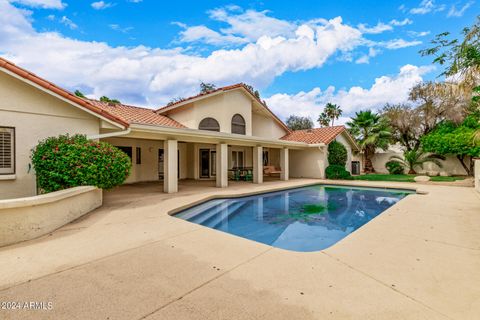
[[167, 180, 423, 217]]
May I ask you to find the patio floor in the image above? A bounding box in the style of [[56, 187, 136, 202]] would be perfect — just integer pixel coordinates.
[[0, 179, 479, 319]]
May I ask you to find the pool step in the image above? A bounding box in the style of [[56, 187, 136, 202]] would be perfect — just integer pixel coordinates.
[[209, 201, 250, 229], [175, 200, 224, 221], [199, 201, 244, 228]]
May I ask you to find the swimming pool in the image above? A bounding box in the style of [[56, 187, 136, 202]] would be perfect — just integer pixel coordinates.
[[174, 185, 413, 252]]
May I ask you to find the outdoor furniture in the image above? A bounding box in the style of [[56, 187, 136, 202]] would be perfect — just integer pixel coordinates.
[[263, 165, 282, 176]]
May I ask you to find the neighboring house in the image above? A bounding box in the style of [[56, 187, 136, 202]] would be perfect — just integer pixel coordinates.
[[0, 58, 360, 199]]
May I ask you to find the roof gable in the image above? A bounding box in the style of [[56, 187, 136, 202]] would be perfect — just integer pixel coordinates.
[[156, 83, 290, 132], [280, 126, 359, 150]]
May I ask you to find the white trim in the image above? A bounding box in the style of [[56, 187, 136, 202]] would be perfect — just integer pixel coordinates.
[[0, 174, 15, 180], [128, 123, 324, 149], [0, 68, 126, 130]]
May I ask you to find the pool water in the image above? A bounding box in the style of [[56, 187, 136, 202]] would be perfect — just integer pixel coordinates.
[[174, 185, 413, 252]]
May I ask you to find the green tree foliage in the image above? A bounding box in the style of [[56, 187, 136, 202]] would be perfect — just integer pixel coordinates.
[[421, 115, 480, 175], [318, 103, 342, 127], [200, 82, 217, 93], [388, 149, 445, 175], [243, 83, 260, 98], [327, 141, 347, 167], [31, 134, 131, 193], [285, 115, 314, 130], [385, 161, 404, 175], [99, 96, 121, 104], [347, 110, 391, 173], [325, 165, 353, 180], [74, 90, 85, 98]]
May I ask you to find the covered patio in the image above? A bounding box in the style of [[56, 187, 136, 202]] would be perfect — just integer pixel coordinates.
[[101, 123, 304, 193]]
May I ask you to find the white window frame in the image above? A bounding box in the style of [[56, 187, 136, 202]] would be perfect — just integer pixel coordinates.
[[0, 127, 15, 175]]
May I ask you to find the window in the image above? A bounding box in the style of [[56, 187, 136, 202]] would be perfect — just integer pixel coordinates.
[[136, 147, 141, 165], [0, 127, 14, 174], [117, 146, 132, 160], [231, 151, 244, 169], [199, 118, 220, 132], [231, 114, 246, 135]]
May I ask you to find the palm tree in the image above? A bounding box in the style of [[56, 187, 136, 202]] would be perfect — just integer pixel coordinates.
[[324, 103, 343, 126], [347, 110, 391, 173], [317, 113, 330, 127], [389, 150, 445, 175]]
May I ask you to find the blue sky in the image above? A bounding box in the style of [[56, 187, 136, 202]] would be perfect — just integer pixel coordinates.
[[0, 0, 478, 124]]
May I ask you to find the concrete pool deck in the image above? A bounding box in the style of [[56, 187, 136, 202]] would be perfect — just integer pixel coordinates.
[[0, 179, 479, 319]]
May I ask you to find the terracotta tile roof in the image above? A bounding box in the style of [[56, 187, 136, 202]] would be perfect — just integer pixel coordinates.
[[156, 83, 291, 132], [0, 57, 129, 128], [88, 100, 186, 128], [280, 126, 347, 144]]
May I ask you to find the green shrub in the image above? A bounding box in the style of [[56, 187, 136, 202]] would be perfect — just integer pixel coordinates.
[[31, 134, 131, 193], [385, 160, 404, 175], [325, 164, 353, 180], [328, 141, 348, 166]]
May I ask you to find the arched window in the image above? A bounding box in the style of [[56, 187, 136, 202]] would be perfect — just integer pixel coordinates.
[[231, 114, 246, 135], [199, 117, 220, 132]]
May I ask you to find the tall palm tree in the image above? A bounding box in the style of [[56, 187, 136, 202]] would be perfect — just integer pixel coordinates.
[[317, 113, 330, 127], [347, 110, 391, 173], [324, 103, 343, 126], [389, 149, 445, 175]]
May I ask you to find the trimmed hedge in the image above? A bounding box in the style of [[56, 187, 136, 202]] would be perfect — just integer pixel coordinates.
[[385, 160, 404, 175], [325, 164, 353, 180], [31, 134, 131, 193], [328, 141, 348, 166]]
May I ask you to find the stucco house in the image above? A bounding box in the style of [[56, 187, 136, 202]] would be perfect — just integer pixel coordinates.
[[0, 57, 360, 200]]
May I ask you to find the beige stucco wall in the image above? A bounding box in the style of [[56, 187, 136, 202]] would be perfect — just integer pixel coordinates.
[[0, 71, 100, 199], [167, 91, 253, 135], [371, 150, 468, 175], [289, 147, 327, 179], [102, 137, 165, 183], [251, 113, 287, 139], [0, 186, 102, 247], [475, 159, 480, 192]]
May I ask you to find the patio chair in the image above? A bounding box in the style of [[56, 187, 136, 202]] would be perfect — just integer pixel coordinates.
[[244, 169, 253, 181]]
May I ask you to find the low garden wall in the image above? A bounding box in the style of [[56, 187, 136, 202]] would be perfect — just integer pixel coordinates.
[[0, 186, 102, 247]]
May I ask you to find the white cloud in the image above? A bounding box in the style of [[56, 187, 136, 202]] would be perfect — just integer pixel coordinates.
[[59, 16, 77, 29], [109, 24, 133, 33], [408, 30, 431, 37], [379, 38, 422, 49], [0, 1, 367, 106], [389, 18, 413, 26], [176, 25, 247, 45], [264, 65, 435, 124], [355, 47, 378, 64], [9, 0, 64, 9], [447, 1, 474, 17], [91, 1, 114, 10], [358, 22, 392, 34], [410, 0, 445, 14]]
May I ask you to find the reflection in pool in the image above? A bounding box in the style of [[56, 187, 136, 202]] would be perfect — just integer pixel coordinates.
[[174, 185, 413, 252]]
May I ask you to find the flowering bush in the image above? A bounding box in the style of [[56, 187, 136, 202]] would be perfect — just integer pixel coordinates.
[[31, 134, 131, 193]]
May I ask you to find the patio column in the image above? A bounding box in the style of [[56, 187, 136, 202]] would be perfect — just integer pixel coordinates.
[[280, 148, 289, 181], [253, 146, 263, 184], [216, 143, 228, 188], [164, 139, 178, 193]]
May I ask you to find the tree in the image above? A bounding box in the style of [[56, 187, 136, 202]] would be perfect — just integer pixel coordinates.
[[324, 103, 343, 126], [347, 110, 391, 173], [99, 96, 121, 104], [382, 104, 420, 151], [74, 90, 85, 98], [317, 113, 330, 127], [200, 82, 217, 93], [318, 103, 342, 127], [327, 141, 347, 167], [286, 115, 314, 130], [167, 97, 185, 106], [388, 149, 445, 175], [243, 84, 260, 99], [421, 115, 480, 175]]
